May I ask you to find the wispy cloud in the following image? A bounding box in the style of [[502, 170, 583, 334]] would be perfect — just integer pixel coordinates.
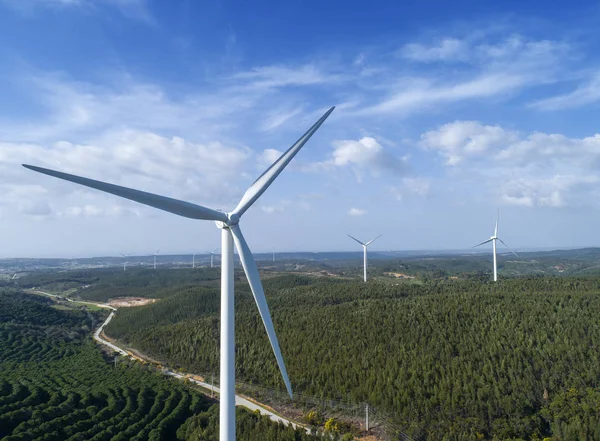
[[0, 0, 154, 22], [356, 73, 527, 116], [530, 72, 600, 110], [229, 64, 347, 90], [261, 106, 304, 132], [0, 71, 265, 143], [401, 38, 468, 62], [348, 207, 366, 216]]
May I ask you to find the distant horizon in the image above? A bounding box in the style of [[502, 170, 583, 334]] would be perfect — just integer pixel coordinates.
[[2, 245, 599, 261]]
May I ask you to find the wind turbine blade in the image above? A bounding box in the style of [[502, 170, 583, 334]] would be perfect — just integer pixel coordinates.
[[120, 253, 127, 257], [365, 234, 382, 246], [232, 106, 335, 217], [229, 224, 292, 399], [473, 239, 493, 248], [495, 210, 499, 237], [497, 238, 519, 257], [156, 249, 160, 255], [22, 165, 228, 222], [347, 234, 365, 246], [213, 248, 219, 253]]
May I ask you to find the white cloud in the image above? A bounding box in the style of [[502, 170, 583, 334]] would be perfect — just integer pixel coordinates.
[[358, 34, 568, 117], [258, 149, 282, 167], [0, 130, 251, 218], [420, 121, 518, 165], [500, 176, 600, 208], [400, 34, 568, 67], [420, 120, 600, 208], [348, 208, 366, 216], [310, 137, 408, 181], [530, 72, 600, 110], [390, 178, 431, 201]]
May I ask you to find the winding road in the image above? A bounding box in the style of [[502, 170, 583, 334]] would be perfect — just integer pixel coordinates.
[[29, 289, 308, 433]]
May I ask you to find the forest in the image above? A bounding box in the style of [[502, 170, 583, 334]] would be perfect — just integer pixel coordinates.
[[0, 288, 323, 441], [98, 274, 600, 441]]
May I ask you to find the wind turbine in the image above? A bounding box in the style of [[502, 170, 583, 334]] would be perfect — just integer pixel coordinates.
[[473, 211, 518, 282], [22, 105, 334, 441], [347, 234, 382, 282], [120, 252, 131, 271], [192, 252, 197, 269], [153, 249, 160, 270], [207, 248, 219, 268]]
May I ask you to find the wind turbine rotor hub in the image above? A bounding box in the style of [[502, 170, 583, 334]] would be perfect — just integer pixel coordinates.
[[227, 213, 240, 225], [215, 213, 240, 229]]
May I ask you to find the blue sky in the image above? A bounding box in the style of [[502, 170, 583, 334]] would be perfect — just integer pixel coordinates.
[[2, 0, 600, 257]]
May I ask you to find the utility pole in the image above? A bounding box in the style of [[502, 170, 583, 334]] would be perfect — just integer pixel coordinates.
[[211, 374, 214, 398], [365, 403, 369, 431], [114, 356, 118, 369]]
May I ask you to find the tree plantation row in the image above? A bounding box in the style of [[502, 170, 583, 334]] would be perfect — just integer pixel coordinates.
[[0, 290, 323, 441]]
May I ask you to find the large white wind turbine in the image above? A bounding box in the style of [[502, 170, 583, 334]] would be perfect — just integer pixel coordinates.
[[23, 106, 334, 441], [153, 249, 160, 270], [473, 212, 518, 282], [347, 234, 382, 282]]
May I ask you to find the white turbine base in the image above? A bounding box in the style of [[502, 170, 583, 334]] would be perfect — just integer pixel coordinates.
[[220, 227, 235, 441], [493, 238, 497, 282], [363, 246, 367, 282]]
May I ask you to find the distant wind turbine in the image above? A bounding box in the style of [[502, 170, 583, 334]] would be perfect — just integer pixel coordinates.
[[206, 248, 219, 268], [120, 252, 131, 271], [153, 249, 160, 269], [473, 211, 518, 282], [22, 105, 334, 441], [347, 234, 382, 282], [192, 252, 197, 269]]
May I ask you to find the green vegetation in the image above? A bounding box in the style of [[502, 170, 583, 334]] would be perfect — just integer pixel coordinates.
[[0, 288, 322, 441], [16, 268, 221, 302], [104, 275, 600, 441]]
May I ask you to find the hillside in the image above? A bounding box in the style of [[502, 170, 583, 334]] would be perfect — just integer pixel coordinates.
[[0, 288, 324, 441], [103, 275, 600, 441]]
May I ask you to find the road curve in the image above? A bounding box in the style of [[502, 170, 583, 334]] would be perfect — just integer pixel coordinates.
[[29, 290, 309, 433]]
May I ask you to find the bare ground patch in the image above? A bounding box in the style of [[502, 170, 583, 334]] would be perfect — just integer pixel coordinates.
[[108, 297, 158, 307]]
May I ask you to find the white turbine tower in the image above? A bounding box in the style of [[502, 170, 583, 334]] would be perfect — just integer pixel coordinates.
[[153, 249, 160, 270], [473, 211, 518, 282], [347, 234, 382, 282], [192, 252, 197, 269], [23, 106, 334, 441], [120, 252, 131, 271], [207, 248, 219, 268]]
